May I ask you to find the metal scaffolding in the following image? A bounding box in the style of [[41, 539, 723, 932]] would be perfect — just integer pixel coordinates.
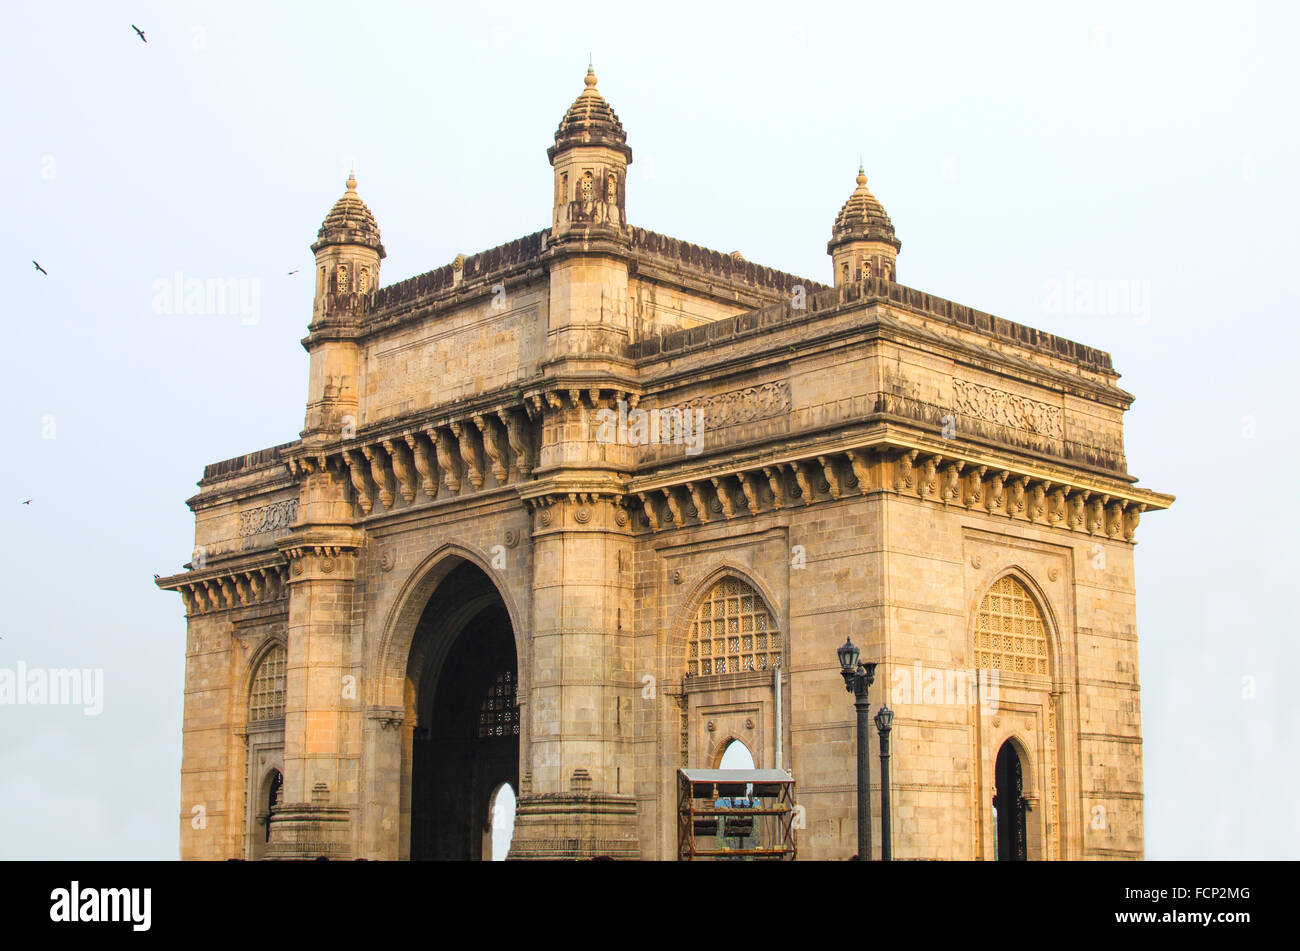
[[677, 769, 797, 861]]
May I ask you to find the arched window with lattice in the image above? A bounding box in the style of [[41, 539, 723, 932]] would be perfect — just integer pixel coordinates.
[[974, 576, 1049, 676], [249, 644, 287, 721], [687, 577, 780, 676]]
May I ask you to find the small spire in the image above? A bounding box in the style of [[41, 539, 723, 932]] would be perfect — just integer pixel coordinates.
[[585, 60, 598, 89], [346, 167, 357, 192], [856, 164, 867, 188]]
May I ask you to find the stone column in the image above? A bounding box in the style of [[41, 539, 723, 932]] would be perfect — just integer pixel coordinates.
[[508, 493, 640, 859], [272, 491, 362, 859], [360, 706, 405, 859]]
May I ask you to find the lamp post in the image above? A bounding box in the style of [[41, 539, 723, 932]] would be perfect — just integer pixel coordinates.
[[874, 705, 894, 861], [837, 638, 876, 861]]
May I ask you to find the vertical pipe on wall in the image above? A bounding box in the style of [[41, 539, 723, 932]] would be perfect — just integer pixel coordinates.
[[774, 662, 783, 771]]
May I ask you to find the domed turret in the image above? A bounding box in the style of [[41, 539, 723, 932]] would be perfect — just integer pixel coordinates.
[[311, 173, 385, 307], [548, 66, 632, 237], [312, 173, 385, 257], [302, 172, 384, 442], [828, 166, 900, 287]]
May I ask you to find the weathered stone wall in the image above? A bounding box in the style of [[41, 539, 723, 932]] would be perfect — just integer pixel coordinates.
[[360, 283, 549, 426]]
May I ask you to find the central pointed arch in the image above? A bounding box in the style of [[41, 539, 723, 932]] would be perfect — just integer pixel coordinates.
[[371, 544, 527, 861], [373, 543, 527, 711]]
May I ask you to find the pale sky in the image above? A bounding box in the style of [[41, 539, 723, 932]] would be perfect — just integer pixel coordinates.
[[1, 0, 1296, 859]]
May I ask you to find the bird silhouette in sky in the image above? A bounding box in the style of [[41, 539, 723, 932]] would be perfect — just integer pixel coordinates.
[[287, 269, 299, 275], [32, 261, 46, 275], [132, 24, 147, 43], [21, 500, 32, 505]]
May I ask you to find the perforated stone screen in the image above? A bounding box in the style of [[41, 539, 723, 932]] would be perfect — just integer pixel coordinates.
[[688, 578, 780, 676], [249, 645, 287, 721], [975, 576, 1049, 676]]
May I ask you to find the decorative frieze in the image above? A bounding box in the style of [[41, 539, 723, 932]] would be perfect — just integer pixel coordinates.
[[675, 380, 791, 428], [237, 499, 299, 537], [952, 379, 1064, 441]]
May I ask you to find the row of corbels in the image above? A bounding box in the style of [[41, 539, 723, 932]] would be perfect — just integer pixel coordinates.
[[306, 408, 536, 515], [626, 446, 1145, 539], [899, 450, 1145, 538], [179, 563, 289, 616]]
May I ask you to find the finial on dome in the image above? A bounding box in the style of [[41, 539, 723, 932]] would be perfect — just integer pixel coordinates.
[[585, 61, 598, 89], [346, 170, 357, 192], [856, 164, 867, 188]]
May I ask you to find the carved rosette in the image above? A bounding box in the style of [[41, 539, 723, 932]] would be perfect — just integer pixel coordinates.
[[281, 544, 358, 583], [524, 492, 625, 535]]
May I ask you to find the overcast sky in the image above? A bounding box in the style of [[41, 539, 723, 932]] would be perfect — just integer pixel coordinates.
[[1, 0, 1295, 860]]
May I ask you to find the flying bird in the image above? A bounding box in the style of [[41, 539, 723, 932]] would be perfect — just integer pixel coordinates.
[[132, 24, 147, 43], [287, 269, 299, 275], [21, 499, 32, 505], [32, 261, 46, 275]]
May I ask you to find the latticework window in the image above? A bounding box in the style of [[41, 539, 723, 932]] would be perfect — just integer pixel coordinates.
[[249, 644, 287, 721], [581, 171, 594, 202], [478, 669, 520, 739], [975, 576, 1049, 676], [688, 578, 780, 677]]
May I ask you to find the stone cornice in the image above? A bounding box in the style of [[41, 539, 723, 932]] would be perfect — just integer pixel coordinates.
[[155, 550, 289, 617], [622, 429, 1171, 542], [630, 278, 1121, 389], [517, 475, 629, 510], [360, 261, 547, 340], [632, 293, 1129, 410], [540, 228, 632, 262], [628, 259, 790, 311], [276, 525, 363, 556]]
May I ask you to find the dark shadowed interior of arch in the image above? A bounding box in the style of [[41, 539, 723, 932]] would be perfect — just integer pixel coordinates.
[[409, 561, 519, 861], [994, 740, 1027, 861]]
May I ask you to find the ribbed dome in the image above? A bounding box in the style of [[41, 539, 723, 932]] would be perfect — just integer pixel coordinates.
[[548, 67, 632, 162], [312, 173, 385, 257], [830, 167, 900, 250]]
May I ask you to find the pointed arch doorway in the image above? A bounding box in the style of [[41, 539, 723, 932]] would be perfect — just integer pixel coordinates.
[[407, 561, 520, 860], [993, 740, 1027, 861]]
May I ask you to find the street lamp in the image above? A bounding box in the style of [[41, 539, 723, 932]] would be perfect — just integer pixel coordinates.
[[874, 705, 894, 861], [837, 638, 876, 861]]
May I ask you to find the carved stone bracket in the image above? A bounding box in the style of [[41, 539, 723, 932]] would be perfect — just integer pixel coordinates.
[[162, 560, 289, 616], [618, 440, 1164, 543], [366, 706, 405, 731]]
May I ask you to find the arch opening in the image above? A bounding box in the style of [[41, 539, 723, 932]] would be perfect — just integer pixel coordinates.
[[718, 738, 755, 771], [408, 561, 519, 861], [484, 782, 517, 861], [714, 739, 759, 851], [993, 740, 1027, 861]]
